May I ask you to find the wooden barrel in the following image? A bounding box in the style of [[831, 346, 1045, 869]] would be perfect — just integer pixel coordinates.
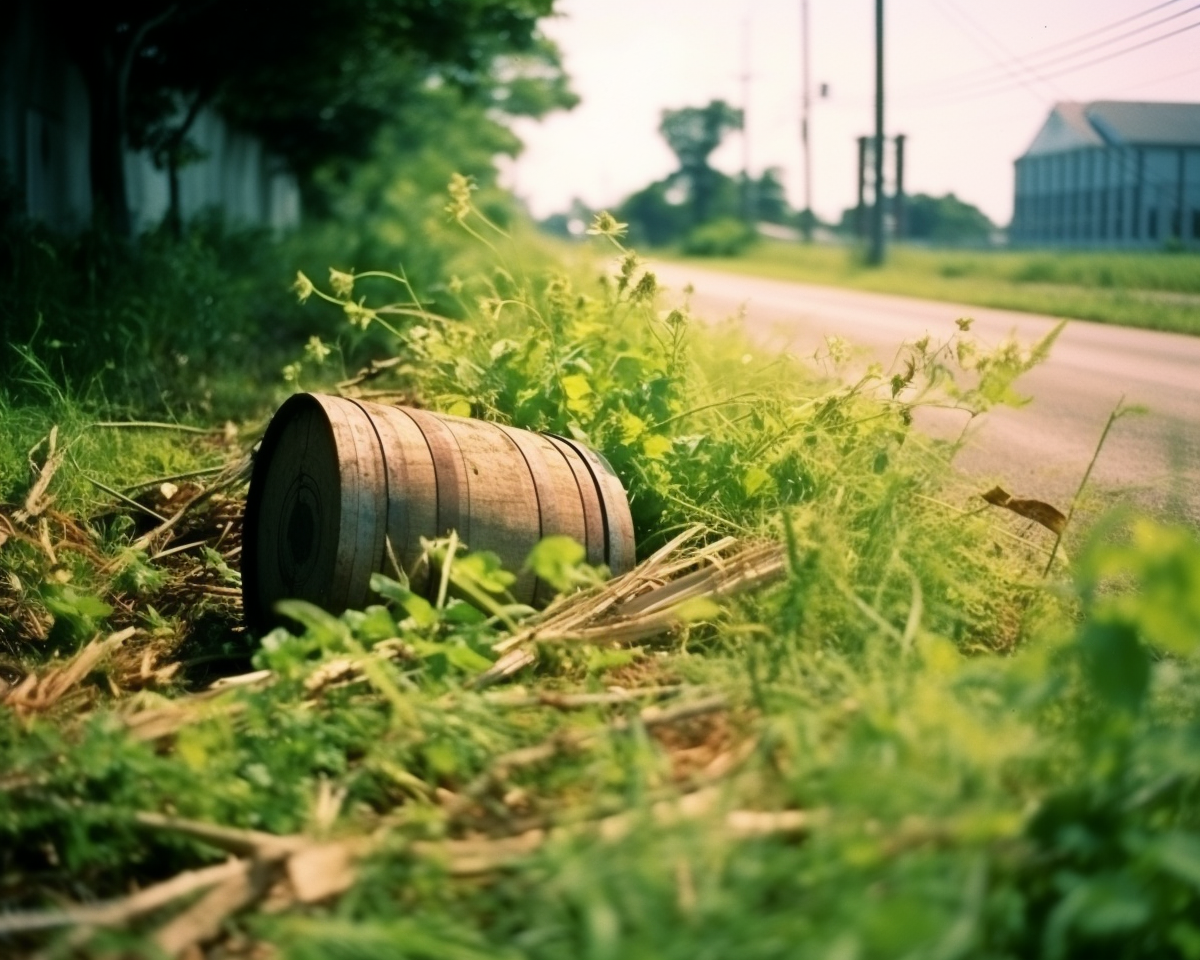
[[242, 393, 635, 631]]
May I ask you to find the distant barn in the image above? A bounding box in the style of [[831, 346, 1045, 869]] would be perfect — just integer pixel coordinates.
[[1011, 101, 1200, 249]]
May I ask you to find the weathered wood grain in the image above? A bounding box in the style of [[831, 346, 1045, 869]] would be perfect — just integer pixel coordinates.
[[242, 394, 636, 627]]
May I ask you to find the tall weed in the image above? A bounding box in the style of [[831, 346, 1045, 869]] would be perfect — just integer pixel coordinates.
[[2, 184, 1199, 959]]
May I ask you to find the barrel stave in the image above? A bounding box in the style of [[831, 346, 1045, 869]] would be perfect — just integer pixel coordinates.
[[243, 393, 635, 628]]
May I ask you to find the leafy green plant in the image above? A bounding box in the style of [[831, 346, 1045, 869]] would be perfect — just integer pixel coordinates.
[[680, 217, 756, 257], [5, 177, 1199, 960]]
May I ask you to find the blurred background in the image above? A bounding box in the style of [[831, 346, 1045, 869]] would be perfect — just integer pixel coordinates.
[[507, 0, 1200, 235], [2, 0, 1199, 412]]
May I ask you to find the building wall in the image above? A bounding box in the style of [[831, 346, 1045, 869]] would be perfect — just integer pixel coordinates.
[[0, 2, 93, 229], [1, 0, 300, 234], [124, 108, 301, 234], [1013, 143, 1200, 249]]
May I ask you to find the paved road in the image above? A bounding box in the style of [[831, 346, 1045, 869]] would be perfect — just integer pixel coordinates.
[[651, 261, 1200, 524]]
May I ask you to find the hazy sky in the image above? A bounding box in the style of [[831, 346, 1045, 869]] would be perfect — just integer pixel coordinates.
[[502, 0, 1200, 226]]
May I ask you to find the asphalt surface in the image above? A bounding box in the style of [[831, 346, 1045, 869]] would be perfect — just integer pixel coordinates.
[[650, 260, 1200, 524]]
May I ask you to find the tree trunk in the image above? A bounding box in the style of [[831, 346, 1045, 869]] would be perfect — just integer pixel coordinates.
[[69, 5, 180, 238], [691, 166, 712, 226], [162, 88, 210, 239], [165, 160, 182, 239], [83, 46, 132, 238]]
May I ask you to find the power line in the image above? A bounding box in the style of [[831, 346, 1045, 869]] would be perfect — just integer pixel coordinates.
[[1001, 2, 1199, 77], [1016, 0, 1187, 56], [889, 0, 1194, 238], [911, 9, 1196, 220], [905, 0, 1190, 93], [901, 3, 1196, 212], [921, 1, 1200, 100], [923, 0, 1056, 103], [1029, 17, 1200, 85], [909, 14, 1200, 107]]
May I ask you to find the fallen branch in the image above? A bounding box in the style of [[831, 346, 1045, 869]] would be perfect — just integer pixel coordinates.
[[135, 811, 305, 859], [476, 533, 787, 687], [14, 426, 64, 524], [0, 782, 811, 953], [78, 467, 170, 525], [152, 862, 270, 958], [131, 455, 250, 553], [419, 785, 817, 876], [123, 698, 247, 742], [2, 628, 135, 714], [0, 859, 248, 935], [481, 684, 692, 710], [336, 355, 404, 392], [452, 693, 731, 808], [93, 420, 217, 434]]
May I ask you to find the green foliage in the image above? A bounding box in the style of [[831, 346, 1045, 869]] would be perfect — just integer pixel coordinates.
[[5, 180, 1200, 959], [271, 917, 520, 960], [659, 100, 744, 179], [680, 217, 756, 257], [49, 0, 574, 234], [524, 536, 597, 594], [41, 585, 114, 645], [658, 99, 743, 227], [614, 146, 788, 248], [618, 178, 693, 247], [601, 103, 794, 249], [0, 214, 305, 417], [834, 192, 994, 245], [904, 192, 996, 244], [753, 167, 793, 225]]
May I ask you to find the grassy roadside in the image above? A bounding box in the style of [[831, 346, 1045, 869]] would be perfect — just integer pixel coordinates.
[[670, 240, 1200, 335], [3, 205, 1200, 958]]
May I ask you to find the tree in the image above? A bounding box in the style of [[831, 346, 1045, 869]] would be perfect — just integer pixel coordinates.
[[658, 100, 742, 226], [618, 178, 691, 247], [835, 191, 994, 246], [753, 167, 791, 225], [904, 193, 994, 244], [50, 0, 574, 236]]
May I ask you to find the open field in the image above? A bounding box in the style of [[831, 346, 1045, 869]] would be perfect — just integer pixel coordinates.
[[672, 241, 1200, 336]]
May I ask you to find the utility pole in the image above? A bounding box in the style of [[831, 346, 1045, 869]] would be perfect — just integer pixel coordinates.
[[894, 133, 906, 240], [856, 136, 868, 239], [800, 0, 813, 241], [742, 15, 754, 224], [868, 0, 886, 265]]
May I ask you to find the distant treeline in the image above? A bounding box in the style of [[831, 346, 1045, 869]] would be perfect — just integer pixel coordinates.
[[539, 99, 996, 253]]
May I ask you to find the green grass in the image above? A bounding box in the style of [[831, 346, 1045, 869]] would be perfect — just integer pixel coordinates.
[[3, 205, 1200, 959], [675, 241, 1200, 336]]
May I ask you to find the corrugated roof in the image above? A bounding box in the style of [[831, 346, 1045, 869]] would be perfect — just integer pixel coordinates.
[[1021, 100, 1200, 156], [1086, 101, 1200, 147]]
